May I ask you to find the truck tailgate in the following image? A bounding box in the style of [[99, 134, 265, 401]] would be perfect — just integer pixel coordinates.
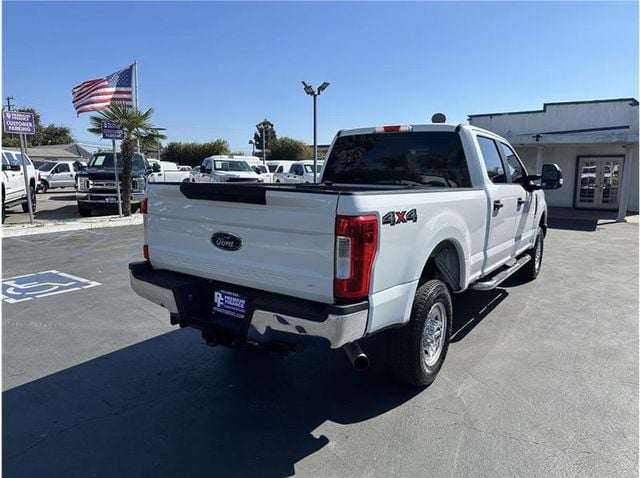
[[145, 183, 339, 303]]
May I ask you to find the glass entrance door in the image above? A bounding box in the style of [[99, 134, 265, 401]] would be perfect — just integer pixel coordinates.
[[576, 157, 624, 210]]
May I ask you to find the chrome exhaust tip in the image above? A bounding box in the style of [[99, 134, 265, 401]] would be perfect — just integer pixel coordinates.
[[343, 341, 369, 371]]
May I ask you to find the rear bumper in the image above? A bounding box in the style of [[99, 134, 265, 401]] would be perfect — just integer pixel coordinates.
[[128, 261, 368, 349]]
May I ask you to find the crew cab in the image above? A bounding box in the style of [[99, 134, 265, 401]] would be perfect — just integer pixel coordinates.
[[76, 152, 149, 217], [191, 155, 263, 184], [273, 160, 323, 183], [130, 124, 562, 387], [2, 150, 37, 222]]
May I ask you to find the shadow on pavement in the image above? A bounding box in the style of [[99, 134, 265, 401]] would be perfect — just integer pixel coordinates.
[[3, 290, 507, 477], [547, 217, 598, 232], [450, 288, 508, 342], [45, 194, 77, 202]]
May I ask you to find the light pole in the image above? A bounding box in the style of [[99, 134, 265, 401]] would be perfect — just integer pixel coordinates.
[[301, 81, 330, 184], [249, 140, 255, 156]]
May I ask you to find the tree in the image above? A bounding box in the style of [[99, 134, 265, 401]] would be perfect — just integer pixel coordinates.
[[161, 140, 230, 166], [88, 103, 166, 216], [268, 137, 312, 161], [253, 119, 277, 153], [41, 125, 74, 145]]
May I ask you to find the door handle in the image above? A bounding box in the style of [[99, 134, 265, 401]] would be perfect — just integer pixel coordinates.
[[517, 197, 526, 207], [493, 200, 504, 211]]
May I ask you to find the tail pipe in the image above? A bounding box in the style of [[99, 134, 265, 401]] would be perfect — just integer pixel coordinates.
[[343, 341, 369, 371]]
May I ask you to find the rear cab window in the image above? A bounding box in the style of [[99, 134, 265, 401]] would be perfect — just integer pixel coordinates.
[[322, 131, 472, 187]]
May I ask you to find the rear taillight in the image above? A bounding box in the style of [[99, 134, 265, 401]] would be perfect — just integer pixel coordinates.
[[38, 173, 42, 181], [140, 198, 148, 214], [334, 215, 378, 301], [143, 244, 149, 260]]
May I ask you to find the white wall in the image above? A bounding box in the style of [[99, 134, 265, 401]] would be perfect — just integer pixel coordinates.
[[516, 144, 629, 209], [470, 100, 638, 143]]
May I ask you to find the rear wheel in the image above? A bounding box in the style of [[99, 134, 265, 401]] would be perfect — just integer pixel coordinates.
[[520, 227, 544, 281], [39, 181, 49, 194], [391, 279, 452, 387], [78, 205, 92, 217]]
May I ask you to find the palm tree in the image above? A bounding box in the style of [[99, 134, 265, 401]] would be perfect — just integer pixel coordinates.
[[88, 103, 166, 215]]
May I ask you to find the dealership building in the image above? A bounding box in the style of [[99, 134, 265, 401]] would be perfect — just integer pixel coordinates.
[[468, 98, 638, 220]]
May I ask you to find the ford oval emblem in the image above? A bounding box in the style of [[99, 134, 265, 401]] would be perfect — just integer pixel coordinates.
[[211, 232, 243, 251]]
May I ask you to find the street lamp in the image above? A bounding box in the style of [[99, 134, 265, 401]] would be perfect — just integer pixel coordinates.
[[249, 139, 255, 155], [301, 81, 330, 183], [256, 122, 271, 165]]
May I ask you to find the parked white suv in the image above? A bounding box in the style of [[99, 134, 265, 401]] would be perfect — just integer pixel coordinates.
[[2, 150, 37, 222], [191, 155, 262, 183]]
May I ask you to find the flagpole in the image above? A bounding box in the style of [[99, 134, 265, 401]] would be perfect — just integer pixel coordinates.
[[134, 60, 140, 153]]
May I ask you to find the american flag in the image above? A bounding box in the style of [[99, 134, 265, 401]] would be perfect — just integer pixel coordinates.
[[72, 65, 133, 115]]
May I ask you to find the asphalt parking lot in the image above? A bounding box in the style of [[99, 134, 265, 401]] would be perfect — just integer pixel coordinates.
[[3, 188, 119, 225], [2, 220, 638, 477]]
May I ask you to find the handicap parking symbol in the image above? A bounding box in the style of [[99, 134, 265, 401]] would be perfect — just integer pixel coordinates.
[[2, 270, 101, 304]]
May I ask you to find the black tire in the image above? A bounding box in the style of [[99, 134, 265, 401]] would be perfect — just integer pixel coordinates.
[[2, 189, 5, 224], [39, 181, 49, 194], [22, 184, 36, 213], [391, 279, 452, 387], [78, 205, 92, 217], [520, 226, 544, 281]]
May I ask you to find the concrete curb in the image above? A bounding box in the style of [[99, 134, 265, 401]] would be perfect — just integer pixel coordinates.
[[2, 214, 143, 238]]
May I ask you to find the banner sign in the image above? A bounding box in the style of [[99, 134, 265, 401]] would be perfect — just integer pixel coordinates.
[[2, 111, 35, 135], [101, 121, 124, 140]]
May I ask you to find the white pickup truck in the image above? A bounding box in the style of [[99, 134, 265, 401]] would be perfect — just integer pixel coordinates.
[[146, 160, 192, 183], [130, 124, 562, 387]]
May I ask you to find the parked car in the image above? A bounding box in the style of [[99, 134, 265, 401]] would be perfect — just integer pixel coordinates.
[[273, 160, 323, 183], [130, 123, 562, 387], [1, 150, 37, 222], [146, 160, 192, 183], [75, 152, 149, 217], [36, 160, 84, 193], [191, 155, 263, 183]]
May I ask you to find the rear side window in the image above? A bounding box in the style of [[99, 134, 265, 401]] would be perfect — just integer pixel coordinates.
[[57, 163, 71, 173], [477, 136, 506, 184], [499, 142, 526, 183], [322, 131, 472, 187]]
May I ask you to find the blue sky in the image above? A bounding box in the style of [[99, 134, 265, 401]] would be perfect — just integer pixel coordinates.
[[3, 1, 638, 153]]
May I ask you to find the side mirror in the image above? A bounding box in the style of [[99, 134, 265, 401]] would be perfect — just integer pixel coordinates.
[[152, 163, 161, 173], [540, 163, 563, 190]]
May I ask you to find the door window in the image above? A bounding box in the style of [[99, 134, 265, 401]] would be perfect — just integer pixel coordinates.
[[477, 137, 506, 184], [276, 166, 283, 173], [499, 143, 526, 183], [291, 165, 304, 175], [57, 163, 71, 173]]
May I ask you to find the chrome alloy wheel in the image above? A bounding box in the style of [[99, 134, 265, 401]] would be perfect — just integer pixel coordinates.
[[422, 302, 447, 367]]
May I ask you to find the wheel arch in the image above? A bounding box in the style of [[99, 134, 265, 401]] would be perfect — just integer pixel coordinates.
[[419, 238, 466, 292]]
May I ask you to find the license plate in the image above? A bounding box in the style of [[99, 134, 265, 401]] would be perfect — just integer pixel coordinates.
[[212, 289, 247, 319], [105, 197, 117, 203]]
